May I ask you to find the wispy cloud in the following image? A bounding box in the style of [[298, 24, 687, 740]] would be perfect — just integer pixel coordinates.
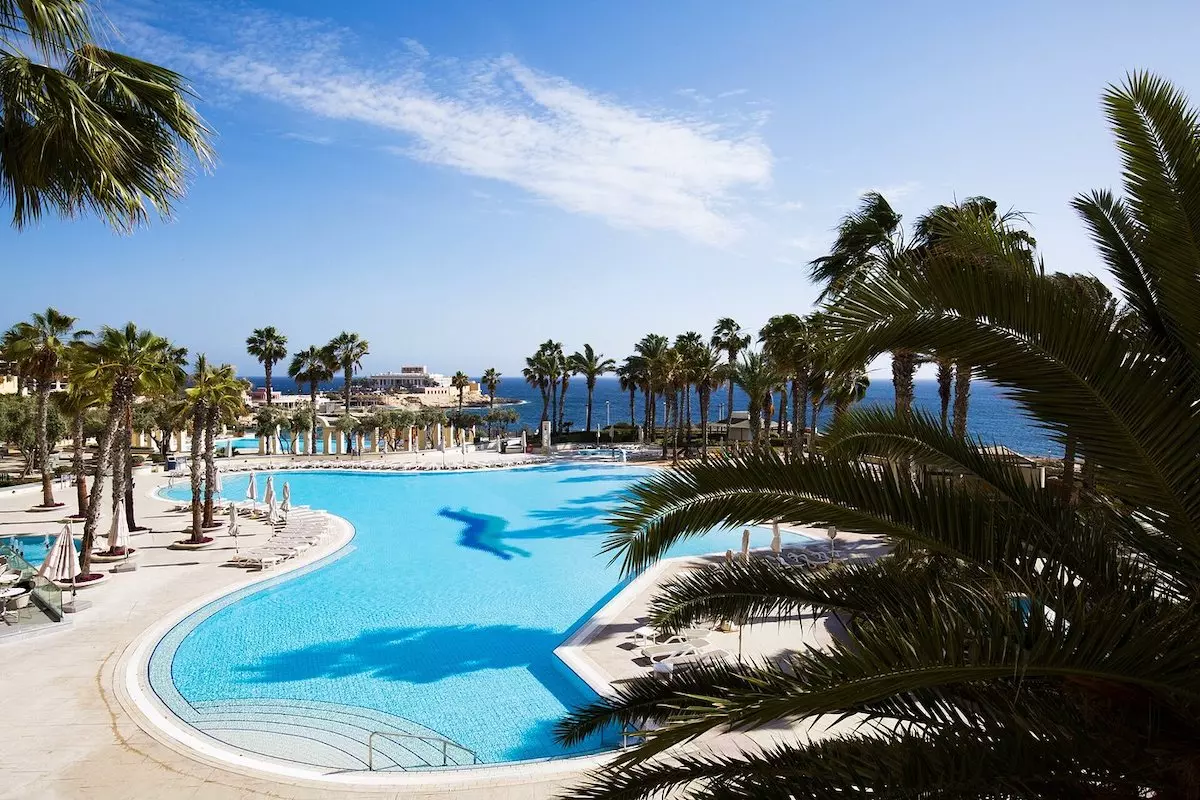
[[122, 7, 772, 245], [774, 200, 805, 212], [281, 132, 333, 145], [855, 180, 922, 199]]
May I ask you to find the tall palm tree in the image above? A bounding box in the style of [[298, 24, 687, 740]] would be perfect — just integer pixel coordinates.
[[201, 366, 246, 528], [711, 318, 749, 428], [656, 348, 683, 463], [730, 351, 777, 453], [635, 334, 669, 435], [245, 327, 288, 411], [59, 344, 105, 519], [0, 0, 214, 231], [481, 368, 501, 410], [557, 73, 1200, 800], [825, 364, 871, 423], [759, 313, 812, 460], [570, 345, 616, 433], [674, 333, 704, 456], [523, 350, 553, 428], [451, 371, 471, 413], [73, 324, 178, 575], [327, 332, 369, 445], [689, 344, 725, 462], [5, 308, 85, 507], [617, 357, 642, 429], [913, 197, 1038, 438], [809, 191, 922, 417], [288, 345, 335, 456]]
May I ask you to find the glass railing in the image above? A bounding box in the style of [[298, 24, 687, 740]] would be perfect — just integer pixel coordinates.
[[0, 544, 64, 623]]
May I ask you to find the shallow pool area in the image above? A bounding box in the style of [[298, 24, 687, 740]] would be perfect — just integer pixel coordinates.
[[154, 464, 781, 771]]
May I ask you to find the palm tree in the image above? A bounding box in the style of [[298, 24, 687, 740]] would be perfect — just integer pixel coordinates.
[[711, 318, 749, 430], [59, 345, 105, 519], [617, 357, 642, 429], [689, 345, 725, 462], [327, 332, 369, 445], [570, 345, 616, 433], [73, 324, 178, 574], [556, 73, 1200, 799], [201, 366, 245, 528], [288, 345, 335, 456], [913, 197, 1038, 438], [245, 327, 288, 412], [4, 308, 85, 507], [523, 350, 553, 428], [825, 364, 871, 423], [730, 351, 777, 453], [481, 368, 501, 409], [810, 191, 924, 417], [758, 313, 813, 460], [451, 371, 471, 414], [0, 0, 214, 231], [656, 348, 683, 463], [635, 334, 669, 435], [674, 333, 704, 456]]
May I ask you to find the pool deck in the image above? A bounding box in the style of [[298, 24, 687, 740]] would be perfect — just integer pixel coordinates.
[[0, 455, 884, 799]]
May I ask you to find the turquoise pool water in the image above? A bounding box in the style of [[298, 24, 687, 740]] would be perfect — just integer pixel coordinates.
[[215, 434, 378, 454], [157, 465, 786, 766], [0, 534, 79, 565]]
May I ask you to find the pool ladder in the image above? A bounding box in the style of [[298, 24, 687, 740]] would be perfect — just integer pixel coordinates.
[[366, 730, 479, 770]]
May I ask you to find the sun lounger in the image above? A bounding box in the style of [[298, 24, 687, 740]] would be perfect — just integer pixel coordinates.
[[652, 644, 732, 673], [641, 639, 711, 661]]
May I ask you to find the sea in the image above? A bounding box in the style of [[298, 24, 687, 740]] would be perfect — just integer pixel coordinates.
[[245, 375, 1058, 457]]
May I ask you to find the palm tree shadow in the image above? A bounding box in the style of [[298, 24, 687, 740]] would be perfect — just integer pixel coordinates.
[[437, 507, 531, 560], [437, 504, 618, 560]]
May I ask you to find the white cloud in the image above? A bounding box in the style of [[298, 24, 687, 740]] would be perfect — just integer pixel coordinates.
[[124, 9, 772, 246], [282, 132, 333, 145], [716, 89, 749, 99], [856, 180, 921, 199], [775, 200, 805, 212]]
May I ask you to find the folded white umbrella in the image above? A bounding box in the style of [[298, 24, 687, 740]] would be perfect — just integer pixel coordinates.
[[37, 523, 78, 585], [245, 471, 258, 502], [281, 482, 291, 515], [228, 503, 241, 554], [213, 470, 223, 499], [741, 528, 751, 563], [264, 475, 278, 525], [107, 499, 130, 555], [770, 522, 782, 556]]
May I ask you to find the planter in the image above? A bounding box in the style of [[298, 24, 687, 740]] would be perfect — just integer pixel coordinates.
[[56, 572, 109, 590], [91, 548, 138, 563], [27, 502, 66, 513], [170, 537, 216, 551], [201, 522, 225, 531]]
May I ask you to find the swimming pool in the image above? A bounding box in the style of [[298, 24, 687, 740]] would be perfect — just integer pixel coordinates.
[[155, 465, 785, 771], [0, 534, 79, 566]]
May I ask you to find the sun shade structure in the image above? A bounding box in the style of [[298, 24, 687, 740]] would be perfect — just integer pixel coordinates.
[[245, 471, 257, 502], [264, 475, 278, 525], [107, 499, 130, 555], [36, 524, 78, 586]]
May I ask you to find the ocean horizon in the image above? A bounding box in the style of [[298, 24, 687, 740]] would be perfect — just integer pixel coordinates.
[[243, 375, 1058, 457]]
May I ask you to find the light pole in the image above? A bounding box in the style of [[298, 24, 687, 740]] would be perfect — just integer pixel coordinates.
[[605, 401, 611, 447]]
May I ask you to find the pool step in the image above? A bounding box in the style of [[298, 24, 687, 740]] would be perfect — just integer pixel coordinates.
[[187, 697, 476, 771]]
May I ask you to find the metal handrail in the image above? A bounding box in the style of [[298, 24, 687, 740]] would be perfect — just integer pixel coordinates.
[[367, 730, 478, 770]]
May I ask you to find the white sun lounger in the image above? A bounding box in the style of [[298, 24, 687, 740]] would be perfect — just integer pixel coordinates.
[[653, 644, 733, 672], [641, 639, 712, 661]]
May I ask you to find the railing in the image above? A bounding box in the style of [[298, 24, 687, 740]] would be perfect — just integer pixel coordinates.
[[0, 543, 63, 622], [367, 730, 478, 770]]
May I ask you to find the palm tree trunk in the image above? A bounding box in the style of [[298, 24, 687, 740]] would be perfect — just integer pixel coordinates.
[[777, 388, 786, 435], [1062, 434, 1078, 505], [80, 392, 124, 576], [189, 402, 205, 542], [952, 360, 971, 440], [641, 387, 650, 433], [748, 401, 760, 453], [628, 387, 636, 427], [72, 411, 87, 518], [791, 376, 806, 460], [264, 363, 273, 408], [121, 401, 141, 531], [549, 379, 559, 434], [726, 357, 735, 425], [203, 405, 218, 527], [558, 377, 568, 434], [892, 348, 916, 418], [585, 383, 594, 432], [936, 356, 952, 432], [36, 382, 56, 507], [310, 382, 319, 456], [683, 384, 692, 457], [809, 398, 820, 457], [540, 386, 550, 426], [699, 387, 710, 462]]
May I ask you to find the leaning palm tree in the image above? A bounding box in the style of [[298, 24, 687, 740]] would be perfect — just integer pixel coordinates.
[[327, 332, 369, 444], [288, 344, 335, 456], [556, 73, 1200, 800], [570, 345, 616, 433], [523, 351, 553, 427], [711, 318, 749, 431], [450, 371, 471, 413], [1, 0, 214, 231], [72, 324, 178, 575], [481, 368, 501, 409], [245, 327, 288, 410], [5, 308, 85, 507]]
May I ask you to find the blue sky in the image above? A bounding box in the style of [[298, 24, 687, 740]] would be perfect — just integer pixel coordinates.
[[4, 0, 1200, 376]]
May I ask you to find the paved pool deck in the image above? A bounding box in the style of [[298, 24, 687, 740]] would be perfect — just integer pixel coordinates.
[[0, 456, 884, 799]]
